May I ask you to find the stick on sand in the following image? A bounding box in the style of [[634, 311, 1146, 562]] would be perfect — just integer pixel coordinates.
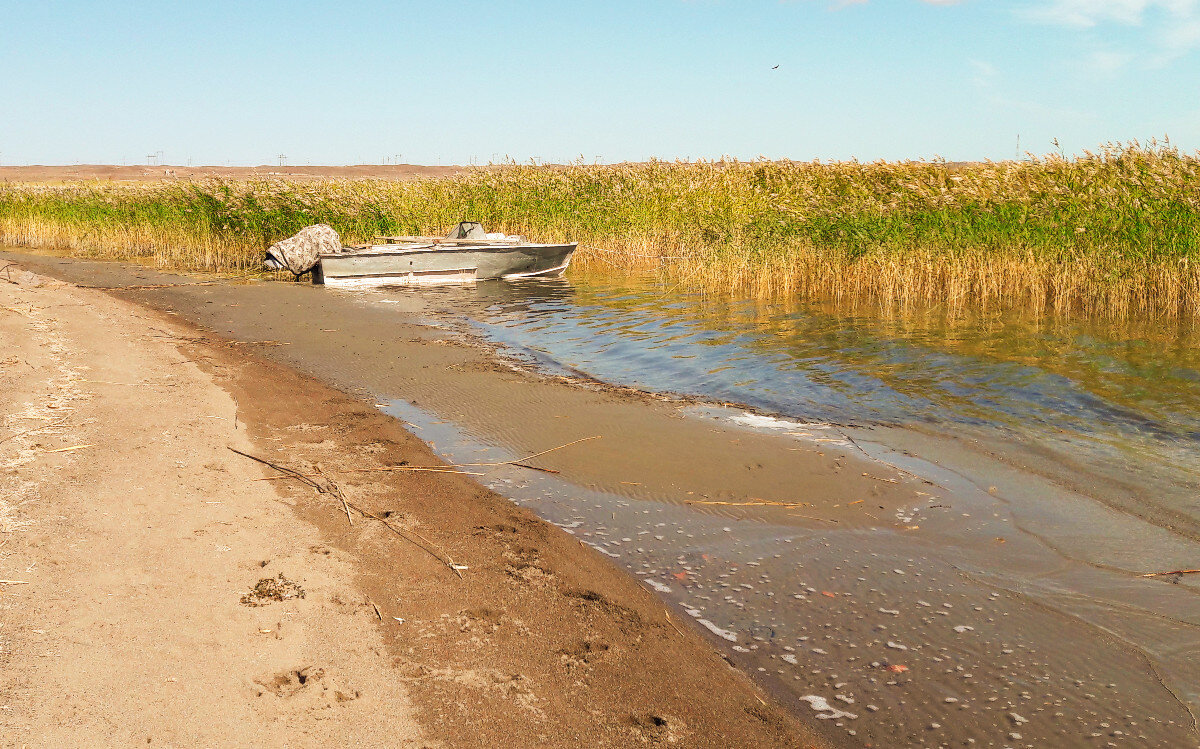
[[228, 447, 463, 578]]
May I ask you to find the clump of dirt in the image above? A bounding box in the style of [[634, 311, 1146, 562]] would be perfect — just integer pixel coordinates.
[[255, 667, 326, 697], [558, 639, 610, 671], [240, 573, 306, 606]]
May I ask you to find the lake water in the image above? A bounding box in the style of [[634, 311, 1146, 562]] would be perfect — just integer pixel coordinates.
[[361, 273, 1200, 747], [409, 275, 1200, 535], [9, 248, 1198, 747]]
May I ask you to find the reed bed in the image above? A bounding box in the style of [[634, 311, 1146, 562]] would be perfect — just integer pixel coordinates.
[[1, 141, 1196, 319]]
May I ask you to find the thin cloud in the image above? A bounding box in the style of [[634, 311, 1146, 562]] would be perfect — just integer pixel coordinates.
[[819, 0, 961, 9], [1083, 49, 1138, 72], [1022, 0, 1200, 63], [969, 59, 998, 87], [1023, 0, 1197, 27]]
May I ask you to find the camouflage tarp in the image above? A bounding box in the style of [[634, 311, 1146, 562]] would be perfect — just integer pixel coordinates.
[[264, 224, 342, 276], [447, 221, 487, 239]]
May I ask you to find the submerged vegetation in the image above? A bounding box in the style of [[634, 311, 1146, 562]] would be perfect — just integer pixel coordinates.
[[1, 142, 1197, 319]]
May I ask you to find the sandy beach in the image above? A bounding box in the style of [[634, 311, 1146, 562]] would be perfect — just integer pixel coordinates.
[[4, 250, 1198, 748], [0, 262, 819, 747], [5, 0, 1197, 743]]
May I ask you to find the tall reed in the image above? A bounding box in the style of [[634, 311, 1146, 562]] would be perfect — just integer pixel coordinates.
[[0, 141, 1196, 319]]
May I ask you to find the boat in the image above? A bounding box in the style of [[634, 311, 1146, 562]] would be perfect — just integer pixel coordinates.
[[314, 222, 577, 289]]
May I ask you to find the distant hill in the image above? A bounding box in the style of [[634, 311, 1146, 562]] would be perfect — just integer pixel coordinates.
[[0, 164, 467, 182]]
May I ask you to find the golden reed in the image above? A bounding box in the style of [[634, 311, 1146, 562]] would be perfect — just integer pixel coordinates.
[[1, 141, 1196, 321]]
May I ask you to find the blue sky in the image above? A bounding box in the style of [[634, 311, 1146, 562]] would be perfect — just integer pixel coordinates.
[[1, 0, 1196, 165]]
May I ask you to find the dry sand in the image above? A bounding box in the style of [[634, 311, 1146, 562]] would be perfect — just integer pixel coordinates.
[[0, 268, 425, 746], [0, 265, 821, 746]]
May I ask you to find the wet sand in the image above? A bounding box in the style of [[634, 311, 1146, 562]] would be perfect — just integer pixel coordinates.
[[5, 249, 1200, 747], [0, 259, 818, 747]]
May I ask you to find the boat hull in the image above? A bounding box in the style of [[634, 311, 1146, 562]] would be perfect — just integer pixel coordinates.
[[316, 243, 576, 288]]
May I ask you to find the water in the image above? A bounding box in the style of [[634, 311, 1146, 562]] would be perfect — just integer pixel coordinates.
[[9, 249, 1200, 746], [406, 275, 1200, 529], [359, 273, 1200, 747]]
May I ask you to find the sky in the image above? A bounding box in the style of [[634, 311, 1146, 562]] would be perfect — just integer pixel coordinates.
[[1, 0, 1197, 165]]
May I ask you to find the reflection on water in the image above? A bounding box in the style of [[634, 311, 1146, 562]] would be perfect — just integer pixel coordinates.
[[404, 274, 1200, 528], [357, 273, 1200, 746]]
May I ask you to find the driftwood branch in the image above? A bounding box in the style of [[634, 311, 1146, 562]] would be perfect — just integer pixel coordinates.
[[228, 447, 462, 578], [76, 282, 220, 291]]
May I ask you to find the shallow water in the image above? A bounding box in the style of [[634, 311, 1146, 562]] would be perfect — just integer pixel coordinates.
[[381, 397, 1200, 748], [8, 250, 1200, 747], [404, 275, 1200, 534], [362, 274, 1200, 747]]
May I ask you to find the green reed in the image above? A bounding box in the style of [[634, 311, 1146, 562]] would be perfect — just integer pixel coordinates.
[[0, 141, 1196, 319]]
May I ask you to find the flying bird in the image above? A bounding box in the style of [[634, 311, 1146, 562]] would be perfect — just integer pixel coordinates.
[[772, 64, 780, 70]]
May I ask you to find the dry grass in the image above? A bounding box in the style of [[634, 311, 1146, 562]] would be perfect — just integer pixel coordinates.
[[1, 141, 1196, 319]]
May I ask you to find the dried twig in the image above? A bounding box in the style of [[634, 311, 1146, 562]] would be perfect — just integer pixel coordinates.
[[315, 463, 353, 526], [664, 611, 688, 638], [76, 281, 220, 291], [41, 444, 93, 454], [1142, 569, 1200, 578], [685, 499, 812, 509], [229, 447, 322, 490], [251, 466, 483, 480], [789, 513, 840, 524], [0, 580, 30, 585], [862, 472, 899, 484], [228, 447, 463, 578], [351, 503, 464, 579]]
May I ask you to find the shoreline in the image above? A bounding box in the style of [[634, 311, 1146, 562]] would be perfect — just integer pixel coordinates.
[[0, 263, 820, 746], [4, 146, 1198, 320], [5, 250, 1199, 746]]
